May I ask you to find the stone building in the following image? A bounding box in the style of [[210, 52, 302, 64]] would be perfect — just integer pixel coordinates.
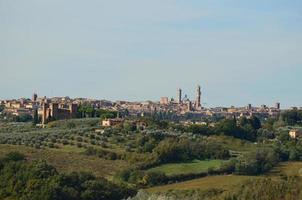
[[101, 118, 124, 127], [289, 129, 302, 139], [41, 102, 78, 124], [160, 97, 169, 105]]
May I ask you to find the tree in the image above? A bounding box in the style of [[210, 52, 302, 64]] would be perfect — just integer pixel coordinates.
[[249, 116, 261, 130], [32, 108, 39, 125]]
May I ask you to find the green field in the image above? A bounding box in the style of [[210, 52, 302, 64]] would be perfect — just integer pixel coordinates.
[[147, 160, 223, 176], [146, 162, 302, 194]]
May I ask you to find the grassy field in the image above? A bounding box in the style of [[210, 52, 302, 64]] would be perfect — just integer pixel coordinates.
[[147, 160, 223, 176], [146, 175, 258, 193], [0, 144, 129, 179], [146, 161, 302, 193], [207, 135, 256, 152], [268, 161, 302, 177]]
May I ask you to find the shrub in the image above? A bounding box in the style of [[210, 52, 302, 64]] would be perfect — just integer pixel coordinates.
[[48, 143, 55, 148], [235, 148, 279, 175], [62, 139, 69, 145], [77, 137, 83, 142], [2, 152, 26, 162]]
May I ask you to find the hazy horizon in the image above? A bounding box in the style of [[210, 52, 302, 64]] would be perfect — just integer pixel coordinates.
[[1, 0, 302, 108]]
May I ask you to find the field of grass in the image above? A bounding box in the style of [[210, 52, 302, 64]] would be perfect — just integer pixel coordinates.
[[146, 175, 258, 193], [0, 144, 129, 179], [147, 160, 223, 176], [268, 161, 302, 177], [207, 135, 256, 152], [146, 161, 302, 194]]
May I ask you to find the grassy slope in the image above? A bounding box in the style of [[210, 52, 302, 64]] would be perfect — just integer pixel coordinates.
[[0, 144, 129, 179], [147, 175, 258, 193], [147, 160, 223, 176], [268, 161, 302, 176], [146, 161, 302, 193]]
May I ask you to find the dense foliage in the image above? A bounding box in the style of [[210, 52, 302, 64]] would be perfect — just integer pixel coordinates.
[[0, 152, 136, 200], [172, 116, 262, 141], [281, 109, 302, 125], [234, 148, 279, 175], [77, 105, 117, 119]]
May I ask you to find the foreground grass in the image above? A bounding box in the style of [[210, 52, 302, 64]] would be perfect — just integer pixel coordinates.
[[147, 160, 223, 176], [0, 144, 129, 179], [146, 161, 302, 194]]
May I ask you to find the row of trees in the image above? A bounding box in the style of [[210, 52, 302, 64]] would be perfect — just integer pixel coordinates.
[[153, 138, 230, 164], [77, 105, 117, 119], [172, 116, 262, 141], [220, 148, 279, 175], [0, 112, 33, 122]]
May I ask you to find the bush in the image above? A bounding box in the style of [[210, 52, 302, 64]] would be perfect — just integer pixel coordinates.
[[2, 152, 26, 162], [77, 137, 83, 142], [62, 139, 69, 145], [235, 148, 279, 175], [48, 143, 55, 148]]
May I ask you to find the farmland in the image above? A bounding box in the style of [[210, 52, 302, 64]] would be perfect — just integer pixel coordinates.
[[147, 160, 223, 176], [1, 114, 302, 200]]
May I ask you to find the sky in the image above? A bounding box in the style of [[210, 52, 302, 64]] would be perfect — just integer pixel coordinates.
[[1, 0, 302, 108]]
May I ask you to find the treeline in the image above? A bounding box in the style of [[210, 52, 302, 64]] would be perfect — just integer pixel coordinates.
[[172, 116, 261, 141], [281, 109, 302, 125], [221, 137, 302, 176], [152, 138, 230, 165], [134, 136, 230, 170], [115, 166, 227, 187], [0, 112, 33, 122], [0, 152, 136, 200], [221, 148, 279, 175], [77, 104, 117, 119], [273, 136, 302, 161]]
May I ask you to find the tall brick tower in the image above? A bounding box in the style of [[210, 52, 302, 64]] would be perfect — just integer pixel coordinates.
[[32, 93, 38, 102], [195, 85, 201, 110], [177, 88, 182, 104]]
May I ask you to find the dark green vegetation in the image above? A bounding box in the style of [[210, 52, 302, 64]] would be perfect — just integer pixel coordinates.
[[281, 109, 302, 126], [0, 152, 135, 200], [0, 111, 302, 199], [77, 104, 118, 119]]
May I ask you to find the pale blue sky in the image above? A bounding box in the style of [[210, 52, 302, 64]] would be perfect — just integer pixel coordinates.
[[1, 0, 302, 108]]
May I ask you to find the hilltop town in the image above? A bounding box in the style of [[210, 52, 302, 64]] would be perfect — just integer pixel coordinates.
[[0, 85, 283, 125]]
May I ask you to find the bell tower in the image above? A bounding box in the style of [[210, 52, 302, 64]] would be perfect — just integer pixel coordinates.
[[195, 85, 201, 110]]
